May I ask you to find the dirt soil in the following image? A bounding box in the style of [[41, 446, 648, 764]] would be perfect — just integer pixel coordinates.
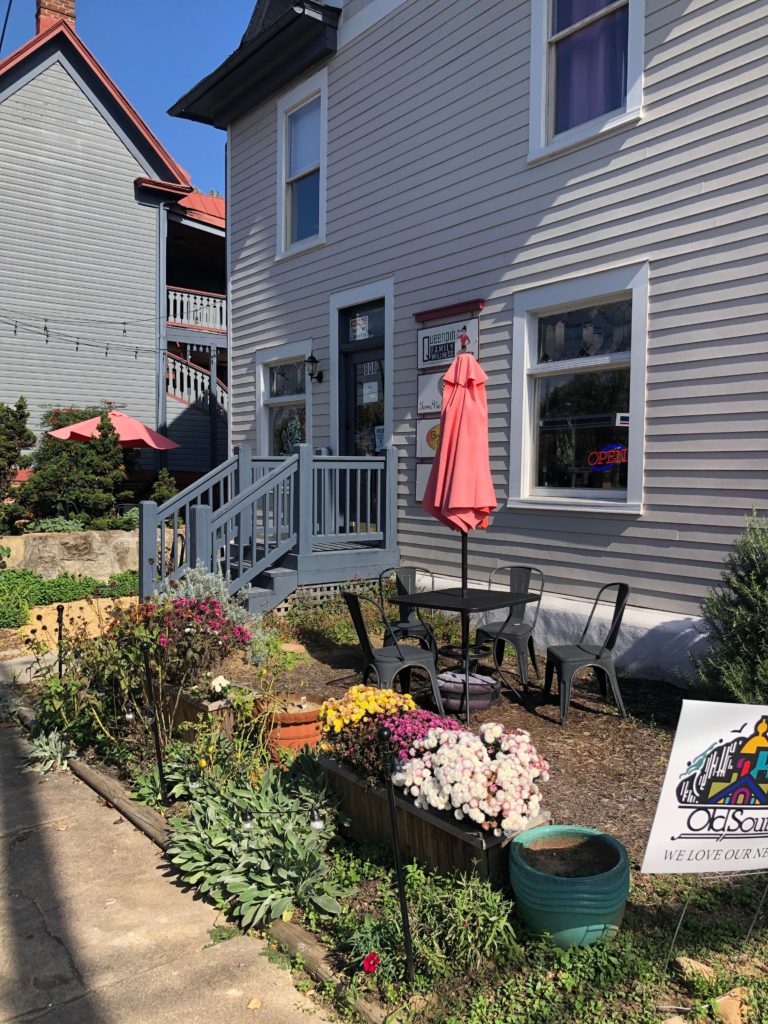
[[520, 834, 620, 877], [4, 596, 137, 652], [224, 640, 681, 862]]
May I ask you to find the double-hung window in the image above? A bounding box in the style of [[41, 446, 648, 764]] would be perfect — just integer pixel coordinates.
[[529, 0, 645, 160], [509, 264, 648, 513], [277, 68, 327, 258]]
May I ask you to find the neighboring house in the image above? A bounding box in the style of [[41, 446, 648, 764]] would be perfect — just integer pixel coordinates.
[[169, 0, 767, 673], [0, 0, 228, 479]]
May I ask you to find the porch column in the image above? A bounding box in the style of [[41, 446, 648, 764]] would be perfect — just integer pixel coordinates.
[[209, 346, 217, 470]]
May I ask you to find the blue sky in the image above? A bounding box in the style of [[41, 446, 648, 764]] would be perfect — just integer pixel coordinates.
[[1, 0, 256, 193]]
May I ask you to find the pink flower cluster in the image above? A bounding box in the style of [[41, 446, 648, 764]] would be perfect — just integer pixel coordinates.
[[157, 598, 251, 649], [379, 708, 463, 761]]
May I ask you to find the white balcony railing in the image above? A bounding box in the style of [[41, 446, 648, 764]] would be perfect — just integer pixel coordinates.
[[166, 353, 228, 418], [167, 286, 227, 332]]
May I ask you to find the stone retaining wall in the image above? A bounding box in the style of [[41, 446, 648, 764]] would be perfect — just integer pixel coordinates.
[[0, 530, 138, 580]]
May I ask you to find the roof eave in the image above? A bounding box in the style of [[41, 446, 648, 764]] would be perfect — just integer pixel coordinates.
[[169, 5, 339, 129]]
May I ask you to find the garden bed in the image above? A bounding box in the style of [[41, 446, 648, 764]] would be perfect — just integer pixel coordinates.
[[320, 755, 551, 884]]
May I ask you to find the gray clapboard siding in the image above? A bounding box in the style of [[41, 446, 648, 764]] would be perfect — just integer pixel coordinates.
[[227, 0, 768, 616], [0, 59, 157, 434]]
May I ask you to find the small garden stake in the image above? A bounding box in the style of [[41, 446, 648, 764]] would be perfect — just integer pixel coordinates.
[[140, 641, 169, 806], [377, 724, 415, 985], [56, 604, 64, 679]]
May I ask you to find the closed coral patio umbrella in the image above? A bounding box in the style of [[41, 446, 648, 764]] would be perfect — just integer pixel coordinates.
[[48, 409, 180, 450], [421, 345, 497, 589]]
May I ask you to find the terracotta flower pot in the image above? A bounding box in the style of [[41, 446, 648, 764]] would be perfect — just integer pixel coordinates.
[[255, 695, 321, 751]]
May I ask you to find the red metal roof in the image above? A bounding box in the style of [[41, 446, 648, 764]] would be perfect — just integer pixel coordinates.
[[0, 19, 191, 189], [177, 192, 226, 230]]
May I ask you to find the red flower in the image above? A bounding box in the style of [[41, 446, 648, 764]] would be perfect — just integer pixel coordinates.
[[362, 952, 380, 974]]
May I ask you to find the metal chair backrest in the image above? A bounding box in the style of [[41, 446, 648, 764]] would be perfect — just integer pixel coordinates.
[[579, 582, 630, 657], [489, 565, 544, 628], [343, 591, 404, 662], [379, 565, 435, 622]]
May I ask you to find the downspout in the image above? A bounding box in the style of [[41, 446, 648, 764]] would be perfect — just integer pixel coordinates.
[[156, 200, 169, 469]]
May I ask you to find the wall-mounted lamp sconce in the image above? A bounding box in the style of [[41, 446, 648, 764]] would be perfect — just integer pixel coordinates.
[[305, 353, 323, 383]]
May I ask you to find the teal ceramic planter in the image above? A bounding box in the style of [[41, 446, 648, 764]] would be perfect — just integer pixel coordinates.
[[508, 825, 630, 948]]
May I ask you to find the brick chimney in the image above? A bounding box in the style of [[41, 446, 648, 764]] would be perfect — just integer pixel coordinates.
[[36, 0, 75, 34]]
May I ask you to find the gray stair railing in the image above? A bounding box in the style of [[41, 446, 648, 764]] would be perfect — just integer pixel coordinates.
[[308, 447, 397, 550], [139, 444, 254, 599]]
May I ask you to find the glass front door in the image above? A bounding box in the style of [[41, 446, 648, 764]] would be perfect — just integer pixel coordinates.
[[339, 301, 385, 456]]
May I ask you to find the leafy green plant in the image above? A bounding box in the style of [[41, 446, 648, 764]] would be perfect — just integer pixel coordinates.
[[89, 509, 140, 531], [248, 626, 299, 672], [23, 730, 75, 773], [19, 406, 131, 521], [0, 544, 11, 563], [150, 468, 178, 506], [0, 396, 35, 503], [0, 591, 28, 627], [27, 515, 87, 533], [167, 754, 348, 927], [693, 510, 768, 703], [0, 692, 20, 722]]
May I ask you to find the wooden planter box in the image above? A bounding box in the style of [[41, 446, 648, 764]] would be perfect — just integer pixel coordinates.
[[319, 756, 551, 886], [156, 685, 234, 739]]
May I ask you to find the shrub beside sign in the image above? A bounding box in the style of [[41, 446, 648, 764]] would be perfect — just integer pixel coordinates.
[[642, 700, 768, 873]]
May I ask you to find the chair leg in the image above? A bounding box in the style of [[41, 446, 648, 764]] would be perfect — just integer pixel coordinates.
[[528, 635, 540, 680], [512, 637, 529, 692], [604, 664, 627, 718], [492, 639, 522, 700], [560, 669, 573, 726], [543, 659, 555, 701], [427, 663, 445, 716]]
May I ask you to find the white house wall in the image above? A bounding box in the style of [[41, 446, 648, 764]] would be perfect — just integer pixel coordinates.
[[0, 58, 158, 434], [228, 0, 768, 618]]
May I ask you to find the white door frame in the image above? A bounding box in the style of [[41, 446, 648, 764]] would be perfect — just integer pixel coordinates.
[[329, 278, 394, 455]]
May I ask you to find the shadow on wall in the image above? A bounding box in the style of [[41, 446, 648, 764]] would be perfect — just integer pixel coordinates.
[[165, 398, 228, 474]]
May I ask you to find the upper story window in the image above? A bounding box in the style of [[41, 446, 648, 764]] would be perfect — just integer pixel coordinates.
[[276, 68, 327, 259], [529, 0, 645, 162]]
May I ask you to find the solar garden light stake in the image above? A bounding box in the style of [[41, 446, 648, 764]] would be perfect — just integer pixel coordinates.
[[140, 641, 169, 806], [377, 724, 415, 986], [56, 604, 65, 679]]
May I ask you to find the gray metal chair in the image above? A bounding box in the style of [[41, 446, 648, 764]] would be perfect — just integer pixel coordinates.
[[475, 566, 544, 693], [543, 582, 629, 726], [342, 591, 445, 715], [378, 565, 437, 657]]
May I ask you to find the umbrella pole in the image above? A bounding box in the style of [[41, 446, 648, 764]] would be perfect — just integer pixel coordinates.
[[461, 530, 468, 593], [461, 529, 470, 725]]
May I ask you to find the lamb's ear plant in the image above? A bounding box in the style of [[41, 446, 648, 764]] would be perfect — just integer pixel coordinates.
[[23, 730, 75, 773], [0, 691, 21, 722]]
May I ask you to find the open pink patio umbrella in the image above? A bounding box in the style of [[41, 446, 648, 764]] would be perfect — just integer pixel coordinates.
[[422, 345, 497, 589], [48, 409, 180, 450]]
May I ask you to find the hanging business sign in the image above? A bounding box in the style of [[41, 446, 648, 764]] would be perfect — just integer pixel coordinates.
[[417, 318, 479, 369], [416, 418, 441, 459], [642, 700, 768, 874], [417, 372, 446, 415]]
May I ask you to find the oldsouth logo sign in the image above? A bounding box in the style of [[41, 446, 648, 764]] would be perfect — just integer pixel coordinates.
[[643, 701, 768, 873]]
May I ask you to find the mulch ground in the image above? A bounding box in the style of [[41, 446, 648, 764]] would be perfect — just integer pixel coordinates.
[[222, 641, 681, 862]]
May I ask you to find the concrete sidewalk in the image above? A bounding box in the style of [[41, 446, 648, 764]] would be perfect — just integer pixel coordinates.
[[0, 724, 331, 1024]]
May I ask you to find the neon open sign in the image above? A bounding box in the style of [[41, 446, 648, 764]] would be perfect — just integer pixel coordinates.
[[588, 444, 627, 471]]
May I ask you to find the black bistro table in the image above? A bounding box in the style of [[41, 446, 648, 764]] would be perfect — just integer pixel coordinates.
[[389, 587, 538, 723]]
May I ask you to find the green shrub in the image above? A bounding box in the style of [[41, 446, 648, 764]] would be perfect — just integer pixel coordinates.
[[0, 396, 35, 502], [19, 406, 131, 521], [97, 570, 139, 598], [693, 510, 768, 703], [0, 567, 137, 609], [0, 592, 28, 627], [150, 468, 178, 506], [89, 509, 139, 531], [248, 626, 299, 673]]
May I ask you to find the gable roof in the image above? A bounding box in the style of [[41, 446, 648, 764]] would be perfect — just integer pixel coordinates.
[[0, 19, 191, 191], [170, 1, 340, 128]]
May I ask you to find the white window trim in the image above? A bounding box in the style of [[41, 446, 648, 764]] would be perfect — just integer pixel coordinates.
[[508, 263, 649, 515], [528, 0, 645, 164], [329, 279, 394, 456], [276, 68, 328, 260], [254, 340, 313, 456]]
